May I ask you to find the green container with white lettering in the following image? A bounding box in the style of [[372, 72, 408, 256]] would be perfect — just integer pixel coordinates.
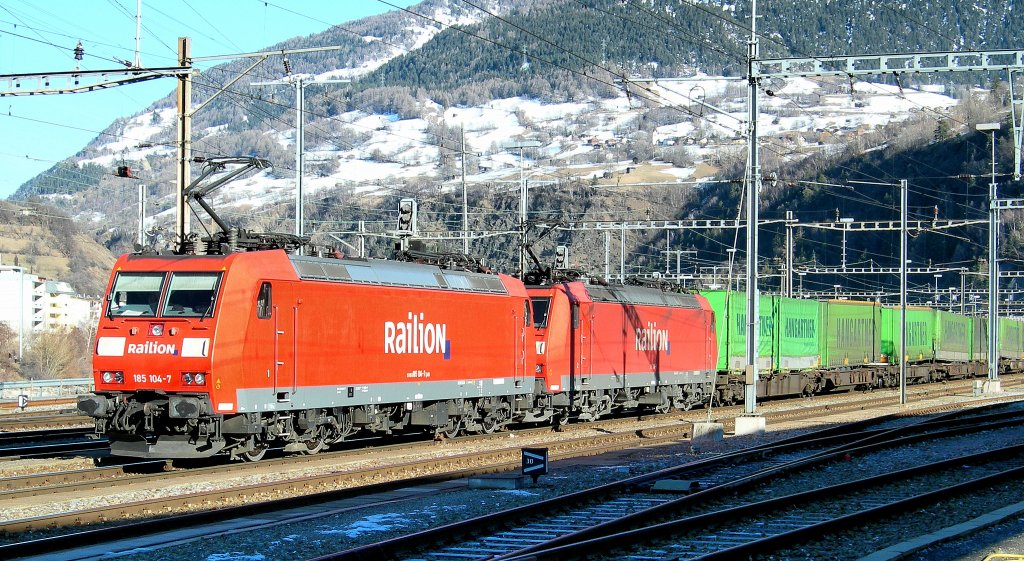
[[701, 291, 820, 372], [880, 306, 935, 363], [934, 310, 971, 361], [819, 299, 881, 367]]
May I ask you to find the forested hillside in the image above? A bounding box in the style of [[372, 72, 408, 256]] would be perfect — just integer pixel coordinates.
[[11, 0, 1024, 298]]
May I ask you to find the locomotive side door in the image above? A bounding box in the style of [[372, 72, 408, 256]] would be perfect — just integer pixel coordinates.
[[259, 282, 297, 403], [579, 302, 593, 384], [275, 296, 299, 402], [570, 300, 593, 389], [513, 300, 529, 388]]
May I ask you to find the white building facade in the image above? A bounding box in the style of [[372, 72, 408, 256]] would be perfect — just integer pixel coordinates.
[[0, 266, 95, 358]]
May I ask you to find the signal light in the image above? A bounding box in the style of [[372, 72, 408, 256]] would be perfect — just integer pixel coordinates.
[[397, 198, 417, 234], [555, 245, 569, 269]]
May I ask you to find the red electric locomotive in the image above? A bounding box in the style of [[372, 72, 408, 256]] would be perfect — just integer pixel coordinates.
[[79, 249, 537, 460], [527, 281, 718, 422]]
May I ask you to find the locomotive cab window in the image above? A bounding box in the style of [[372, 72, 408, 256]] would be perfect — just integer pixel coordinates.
[[531, 297, 551, 328], [162, 273, 221, 317], [108, 272, 165, 317], [256, 282, 272, 319]]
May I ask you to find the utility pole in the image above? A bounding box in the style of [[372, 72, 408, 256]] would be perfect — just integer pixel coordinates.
[[252, 76, 349, 247], [462, 125, 469, 254], [785, 210, 794, 297], [175, 37, 193, 250], [505, 141, 541, 276], [133, 0, 142, 68], [978, 122, 1002, 391], [899, 179, 908, 405], [604, 232, 610, 280], [739, 0, 765, 435], [138, 184, 146, 247]]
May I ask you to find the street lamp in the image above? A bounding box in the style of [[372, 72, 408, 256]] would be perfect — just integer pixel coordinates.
[[976, 122, 1000, 386]]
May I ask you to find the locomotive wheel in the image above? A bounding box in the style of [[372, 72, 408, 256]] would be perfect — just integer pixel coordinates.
[[476, 416, 496, 434], [240, 437, 268, 462], [437, 418, 462, 439], [301, 427, 327, 455]]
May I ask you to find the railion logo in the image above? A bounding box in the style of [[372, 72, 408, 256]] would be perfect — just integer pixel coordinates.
[[127, 342, 178, 355], [384, 312, 450, 358], [635, 322, 670, 352]]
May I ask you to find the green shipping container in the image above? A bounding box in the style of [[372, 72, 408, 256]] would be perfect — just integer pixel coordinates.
[[702, 291, 774, 372], [934, 310, 971, 361], [880, 306, 934, 363], [820, 300, 881, 367], [999, 317, 1024, 359], [971, 316, 988, 362], [701, 291, 820, 372], [774, 296, 821, 370]]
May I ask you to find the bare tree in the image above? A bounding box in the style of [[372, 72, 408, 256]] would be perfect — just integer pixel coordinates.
[[0, 323, 19, 382], [22, 328, 90, 380]]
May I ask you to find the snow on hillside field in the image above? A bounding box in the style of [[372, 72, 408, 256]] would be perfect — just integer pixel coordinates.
[[63, 76, 959, 228]]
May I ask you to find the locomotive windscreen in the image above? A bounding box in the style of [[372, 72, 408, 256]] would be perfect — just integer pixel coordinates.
[[107, 271, 221, 318], [108, 272, 165, 317], [161, 273, 221, 317]]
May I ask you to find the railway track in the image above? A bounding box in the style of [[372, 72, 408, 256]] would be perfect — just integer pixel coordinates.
[[304, 403, 1024, 561], [0, 413, 92, 432], [0, 380, 1003, 507], [0, 382, 1019, 560]]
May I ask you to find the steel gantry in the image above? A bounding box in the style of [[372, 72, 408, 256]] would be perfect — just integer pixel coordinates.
[[747, 48, 1024, 406]]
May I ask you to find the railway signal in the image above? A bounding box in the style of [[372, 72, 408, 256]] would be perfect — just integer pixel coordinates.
[[555, 245, 569, 269], [397, 198, 418, 234]]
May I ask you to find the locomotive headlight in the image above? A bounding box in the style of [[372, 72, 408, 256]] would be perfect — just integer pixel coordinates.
[[149, 323, 165, 337], [114, 372, 124, 384], [102, 371, 124, 384], [181, 372, 208, 386], [102, 371, 113, 383]]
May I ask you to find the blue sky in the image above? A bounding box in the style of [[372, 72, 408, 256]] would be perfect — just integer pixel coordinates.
[[0, 0, 417, 199]]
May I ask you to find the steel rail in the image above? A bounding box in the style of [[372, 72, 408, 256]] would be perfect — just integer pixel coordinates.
[[307, 405, 1024, 561]]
